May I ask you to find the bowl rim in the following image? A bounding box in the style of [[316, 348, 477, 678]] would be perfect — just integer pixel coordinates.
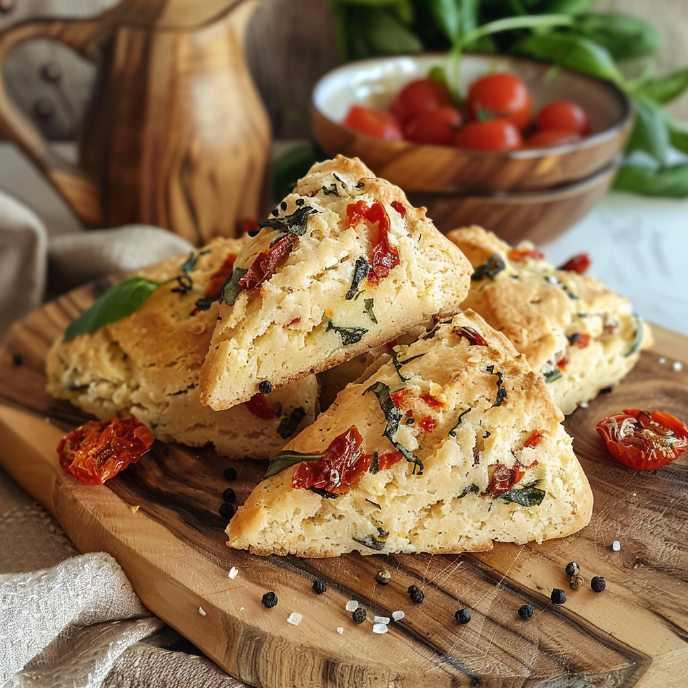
[[408, 155, 621, 202], [312, 52, 633, 159]]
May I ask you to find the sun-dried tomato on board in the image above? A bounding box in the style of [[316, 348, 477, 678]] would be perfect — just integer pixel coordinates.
[[57, 417, 155, 485], [238, 233, 297, 291], [559, 253, 591, 274], [596, 408, 688, 470], [292, 426, 371, 494], [205, 253, 236, 300], [346, 201, 400, 285]]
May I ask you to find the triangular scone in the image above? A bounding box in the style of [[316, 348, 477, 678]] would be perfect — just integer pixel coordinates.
[[447, 226, 653, 414], [199, 155, 472, 411], [46, 238, 318, 460], [226, 311, 593, 557]]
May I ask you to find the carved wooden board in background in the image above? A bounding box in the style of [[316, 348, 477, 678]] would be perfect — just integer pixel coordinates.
[[0, 283, 687, 687]]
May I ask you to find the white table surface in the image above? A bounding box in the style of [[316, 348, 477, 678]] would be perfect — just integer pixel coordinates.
[[1, 142, 687, 337]]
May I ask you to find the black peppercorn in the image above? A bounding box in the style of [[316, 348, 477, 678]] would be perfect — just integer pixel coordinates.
[[11, 353, 22, 367], [551, 588, 567, 605], [312, 579, 327, 595], [375, 570, 391, 585], [565, 561, 580, 577], [408, 584, 424, 603], [262, 591, 278, 608], [352, 607, 366, 624], [222, 488, 236, 502], [223, 467, 238, 481], [600, 385, 614, 394], [219, 502, 236, 519], [455, 608, 471, 624], [518, 604, 534, 620], [570, 575, 584, 590], [591, 576, 606, 593], [258, 380, 273, 395]]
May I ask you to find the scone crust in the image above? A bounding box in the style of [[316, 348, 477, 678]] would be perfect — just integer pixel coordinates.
[[46, 237, 319, 459], [447, 226, 652, 413], [227, 310, 593, 557], [199, 155, 473, 411]]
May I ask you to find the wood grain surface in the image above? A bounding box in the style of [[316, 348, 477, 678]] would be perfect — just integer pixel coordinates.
[[0, 283, 687, 687]]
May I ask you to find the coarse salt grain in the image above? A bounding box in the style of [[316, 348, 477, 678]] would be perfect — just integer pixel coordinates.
[[658, 357, 666, 365], [612, 540, 621, 551], [579, 402, 589, 409], [345, 600, 358, 612], [324, 256, 339, 269], [372, 624, 388, 634], [336, 627, 344, 635], [392, 611, 405, 622], [198, 607, 206, 616], [673, 361, 683, 371], [373, 616, 390, 625], [228, 567, 239, 579], [239, 607, 244, 612], [287, 612, 302, 626]]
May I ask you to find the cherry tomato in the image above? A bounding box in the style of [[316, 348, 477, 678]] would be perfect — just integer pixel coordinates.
[[343, 105, 403, 141], [596, 408, 688, 470], [403, 106, 462, 145], [467, 73, 532, 131], [58, 417, 155, 485], [559, 252, 591, 274], [390, 78, 454, 124], [452, 119, 523, 152], [525, 129, 582, 148], [538, 100, 590, 136]]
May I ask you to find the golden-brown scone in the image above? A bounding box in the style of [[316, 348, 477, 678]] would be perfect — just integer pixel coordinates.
[[447, 226, 653, 414], [46, 238, 318, 459], [199, 155, 473, 411], [226, 311, 593, 557]]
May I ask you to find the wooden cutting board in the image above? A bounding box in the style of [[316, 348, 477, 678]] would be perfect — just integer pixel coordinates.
[[1, 281, 687, 688]]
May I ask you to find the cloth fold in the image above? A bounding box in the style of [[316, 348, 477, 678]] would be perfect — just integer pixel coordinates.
[[0, 192, 246, 687]]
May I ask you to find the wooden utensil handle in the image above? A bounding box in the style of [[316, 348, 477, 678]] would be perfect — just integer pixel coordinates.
[[0, 19, 103, 225]]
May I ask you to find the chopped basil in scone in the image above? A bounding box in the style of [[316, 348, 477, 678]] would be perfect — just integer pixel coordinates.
[[46, 237, 318, 459], [199, 155, 473, 411], [225, 311, 593, 557], [447, 226, 653, 414]]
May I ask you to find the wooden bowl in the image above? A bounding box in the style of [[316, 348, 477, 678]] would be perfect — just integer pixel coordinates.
[[311, 53, 632, 193], [411, 157, 620, 245]]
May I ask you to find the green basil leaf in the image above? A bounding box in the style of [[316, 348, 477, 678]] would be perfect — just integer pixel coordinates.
[[257, 205, 318, 237], [364, 297, 378, 323], [535, 0, 594, 15], [543, 369, 563, 383], [64, 276, 162, 340], [514, 32, 623, 84], [326, 319, 369, 345], [499, 485, 546, 507], [221, 267, 248, 307], [276, 407, 306, 440], [669, 121, 688, 154], [364, 381, 403, 442], [613, 163, 688, 197], [361, 7, 424, 55], [430, 0, 461, 41], [639, 68, 688, 106], [472, 253, 506, 280], [574, 13, 660, 61], [346, 257, 371, 300], [448, 407, 471, 437], [263, 449, 324, 480], [626, 96, 669, 164], [353, 527, 389, 551], [457, 484, 480, 498], [390, 350, 425, 382], [272, 144, 316, 203]]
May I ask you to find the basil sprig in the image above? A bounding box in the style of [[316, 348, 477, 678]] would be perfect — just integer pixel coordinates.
[[263, 449, 324, 480], [499, 485, 546, 507], [257, 205, 318, 237], [64, 276, 163, 340], [221, 268, 248, 307], [326, 319, 368, 346]]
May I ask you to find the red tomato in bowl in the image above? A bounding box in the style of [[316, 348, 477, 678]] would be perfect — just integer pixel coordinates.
[[390, 78, 454, 124], [537, 101, 590, 136], [404, 106, 462, 145], [525, 129, 582, 148], [343, 105, 403, 140], [467, 73, 532, 131], [596, 408, 688, 470], [452, 119, 523, 152]]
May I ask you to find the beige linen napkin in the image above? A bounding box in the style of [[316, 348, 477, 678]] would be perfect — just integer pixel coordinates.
[[0, 194, 247, 687]]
